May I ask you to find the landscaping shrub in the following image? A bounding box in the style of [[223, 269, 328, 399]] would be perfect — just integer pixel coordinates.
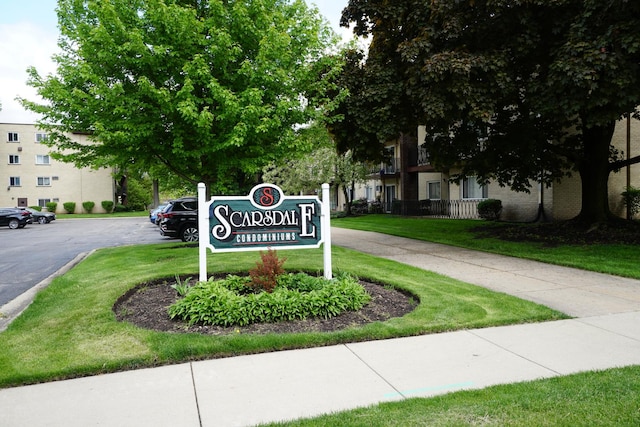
[[125, 177, 152, 211], [167, 272, 371, 327], [45, 202, 57, 213], [622, 187, 640, 218], [248, 249, 286, 293], [352, 198, 369, 215], [113, 204, 130, 213], [101, 200, 114, 213], [63, 202, 76, 214], [478, 199, 502, 220], [29, 206, 42, 212], [82, 201, 95, 213]]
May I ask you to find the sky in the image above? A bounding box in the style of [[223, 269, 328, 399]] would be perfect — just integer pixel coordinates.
[[0, 0, 354, 124]]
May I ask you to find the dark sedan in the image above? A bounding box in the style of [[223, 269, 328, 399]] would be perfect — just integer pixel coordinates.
[[0, 208, 32, 229], [22, 207, 56, 224]]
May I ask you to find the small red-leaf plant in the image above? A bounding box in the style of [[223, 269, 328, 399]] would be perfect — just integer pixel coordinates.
[[248, 249, 287, 293]]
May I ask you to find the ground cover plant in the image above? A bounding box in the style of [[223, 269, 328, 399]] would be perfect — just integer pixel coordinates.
[[0, 243, 565, 388], [168, 272, 370, 326], [332, 215, 640, 279], [168, 251, 372, 327], [267, 365, 640, 426]]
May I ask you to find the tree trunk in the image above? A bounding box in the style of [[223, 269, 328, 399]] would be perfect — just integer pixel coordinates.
[[575, 121, 616, 225], [342, 184, 352, 216]]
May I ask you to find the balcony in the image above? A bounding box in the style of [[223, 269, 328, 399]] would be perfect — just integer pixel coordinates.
[[373, 158, 400, 175]]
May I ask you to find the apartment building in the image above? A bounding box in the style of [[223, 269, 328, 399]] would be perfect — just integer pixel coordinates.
[[1, 123, 115, 213], [339, 117, 640, 221]]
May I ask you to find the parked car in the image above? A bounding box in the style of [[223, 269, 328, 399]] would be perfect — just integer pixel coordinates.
[[149, 204, 166, 225], [155, 204, 171, 226], [22, 207, 56, 224], [159, 197, 198, 242], [0, 208, 33, 229]]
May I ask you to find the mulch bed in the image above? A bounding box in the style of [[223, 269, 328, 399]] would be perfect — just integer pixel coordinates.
[[114, 277, 417, 335]]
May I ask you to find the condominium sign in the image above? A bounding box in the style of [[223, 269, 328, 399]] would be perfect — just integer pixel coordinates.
[[198, 182, 332, 281], [208, 183, 322, 251]]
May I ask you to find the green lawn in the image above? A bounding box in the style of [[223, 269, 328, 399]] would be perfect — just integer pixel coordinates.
[[267, 365, 640, 426], [55, 210, 149, 219], [332, 215, 640, 279], [0, 243, 564, 388]]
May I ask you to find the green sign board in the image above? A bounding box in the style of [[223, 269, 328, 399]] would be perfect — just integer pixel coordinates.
[[205, 184, 323, 252], [198, 182, 332, 281]]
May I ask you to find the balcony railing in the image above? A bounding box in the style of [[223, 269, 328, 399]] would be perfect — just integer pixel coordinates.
[[383, 199, 482, 219], [417, 145, 430, 166], [371, 158, 400, 175]]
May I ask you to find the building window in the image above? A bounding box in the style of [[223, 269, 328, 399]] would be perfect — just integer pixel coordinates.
[[8, 154, 20, 164], [462, 176, 488, 199], [365, 186, 373, 201], [35, 133, 48, 143], [37, 177, 51, 186], [7, 132, 19, 142], [36, 154, 51, 165], [38, 199, 51, 208], [427, 181, 441, 200], [9, 177, 21, 186]]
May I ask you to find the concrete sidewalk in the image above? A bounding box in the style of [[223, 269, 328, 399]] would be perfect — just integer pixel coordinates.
[[1, 228, 639, 426]]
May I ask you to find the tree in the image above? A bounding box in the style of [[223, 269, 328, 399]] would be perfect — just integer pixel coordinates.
[[323, 46, 418, 165], [21, 0, 336, 195], [342, 0, 640, 225], [263, 123, 371, 214]]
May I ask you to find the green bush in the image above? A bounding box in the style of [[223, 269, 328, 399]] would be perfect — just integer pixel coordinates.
[[622, 187, 640, 218], [113, 204, 130, 213], [168, 272, 371, 327], [478, 199, 502, 221], [101, 200, 114, 213], [63, 202, 76, 214], [29, 206, 42, 212], [82, 201, 95, 213], [352, 198, 369, 215], [125, 177, 152, 211], [45, 202, 57, 213]]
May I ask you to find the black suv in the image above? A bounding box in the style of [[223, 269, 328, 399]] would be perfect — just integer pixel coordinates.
[[158, 197, 199, 242], [0, 207, 33, 229]]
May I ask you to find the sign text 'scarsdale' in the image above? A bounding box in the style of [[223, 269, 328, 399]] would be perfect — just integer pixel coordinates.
[[198, 182, 332, 281], [206, 184, 322, 251], [211, 202, 317, 241]]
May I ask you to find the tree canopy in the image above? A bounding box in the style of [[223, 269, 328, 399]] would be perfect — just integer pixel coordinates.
[[21, 0, 337, 194], [342, 0, 640, 224], [262, 122, 371, 213]]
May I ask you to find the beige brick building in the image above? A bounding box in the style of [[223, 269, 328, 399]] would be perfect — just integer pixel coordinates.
[[1, 123, 115, 213], [339, 117, 640, 221]]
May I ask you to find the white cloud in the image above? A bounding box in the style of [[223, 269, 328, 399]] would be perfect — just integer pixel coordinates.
[[0, 22, 58, 123]]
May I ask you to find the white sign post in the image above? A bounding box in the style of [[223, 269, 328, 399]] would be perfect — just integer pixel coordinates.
[[198, 183, 332, 282]]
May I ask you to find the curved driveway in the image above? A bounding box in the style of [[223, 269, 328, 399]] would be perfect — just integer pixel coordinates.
[[0, 217, 167, 307]]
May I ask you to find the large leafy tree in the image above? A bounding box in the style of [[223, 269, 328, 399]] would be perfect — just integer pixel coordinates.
[[21, 0, 335, 194], [326, 47, 416, 164], [263, 123, 371, 214], [342, 0, 640, 224]]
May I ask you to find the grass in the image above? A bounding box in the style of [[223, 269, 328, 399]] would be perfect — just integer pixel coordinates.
[[55, 210, 149, 219], [332, 215, 640, 279], [266, 365, 640, 426], [0, 243, 565, 388]]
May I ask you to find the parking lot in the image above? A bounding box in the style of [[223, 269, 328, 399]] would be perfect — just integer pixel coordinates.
[[0, 217, 167, 307]]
